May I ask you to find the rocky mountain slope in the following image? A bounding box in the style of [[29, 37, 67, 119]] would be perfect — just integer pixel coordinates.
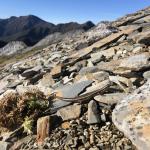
[[0, 41, 27, 56], [0, 7, 150, 150], [0, 21, 117, 57], [0, 15, 95, 47]]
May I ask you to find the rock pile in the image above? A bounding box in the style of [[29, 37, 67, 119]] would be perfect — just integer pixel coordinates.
[[0, 7, 149, 150]]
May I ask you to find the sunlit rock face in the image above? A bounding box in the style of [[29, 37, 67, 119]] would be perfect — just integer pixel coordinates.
[[112, 80, 150, 150]]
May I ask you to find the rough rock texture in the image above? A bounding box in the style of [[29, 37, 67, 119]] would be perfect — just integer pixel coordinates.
[[87, 100, 100, 124], [0, 41, 27, 56], [0, 7, 150, 150], [112, 81, 150, 150], [37, 116, 51, 145], [57, 104, 81, 121]]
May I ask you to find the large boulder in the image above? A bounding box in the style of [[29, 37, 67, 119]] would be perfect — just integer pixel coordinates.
[[112, 81, 150, 150]]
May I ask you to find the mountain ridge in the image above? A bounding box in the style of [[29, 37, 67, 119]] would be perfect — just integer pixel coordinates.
[[0, 15, 95, 47]]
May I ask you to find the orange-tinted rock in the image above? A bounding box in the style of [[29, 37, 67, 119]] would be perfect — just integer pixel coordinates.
[[37, 116, 51, 145], [51, 65, 62, 78], [61, 122, 70, 129], [112, 81, 150, 150]]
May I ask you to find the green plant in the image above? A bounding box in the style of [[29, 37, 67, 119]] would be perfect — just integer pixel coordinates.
[[22, 117, 33, 135]]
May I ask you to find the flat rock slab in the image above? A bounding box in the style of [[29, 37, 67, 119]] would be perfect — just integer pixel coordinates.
[[118, 52, 150, 71], [51, 80, 93, 112], [38, 73, 55, 87], [70, 31, 124, 59], [21, 66, 42, 78], [57, 104, 81, 121], [112, 81, 150, 150], [55, 80, 93, 98], [131, 31, 150, 46], [79, 67, 99, 75], [94, 93, 128, 105]]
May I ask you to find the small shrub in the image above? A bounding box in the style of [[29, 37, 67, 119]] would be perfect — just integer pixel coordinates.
[[0, 90, 48, 133]]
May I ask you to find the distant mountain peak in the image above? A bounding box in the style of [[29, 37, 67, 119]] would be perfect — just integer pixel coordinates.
[[0, 15, 95, 47]]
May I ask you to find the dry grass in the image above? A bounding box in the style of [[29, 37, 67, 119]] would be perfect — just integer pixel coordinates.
[[0, 90, 48, 133], [0, 46, 42, 67]]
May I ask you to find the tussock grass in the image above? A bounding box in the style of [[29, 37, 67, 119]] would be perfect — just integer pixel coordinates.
[[0, 90, 48, 134]]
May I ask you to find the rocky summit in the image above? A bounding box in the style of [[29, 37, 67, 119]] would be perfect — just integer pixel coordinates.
[[0, 7, 149, 150]]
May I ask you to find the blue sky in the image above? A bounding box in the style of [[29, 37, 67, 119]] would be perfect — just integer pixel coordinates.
[[0, 0, 149, 24]]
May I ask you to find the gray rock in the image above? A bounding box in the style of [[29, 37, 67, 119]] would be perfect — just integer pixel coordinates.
[[143, 70, 150, 80], [51, 80, 93, 112], [55, 80, 93, 98], [101, 114, 107, 122], [57, 104, 81, 121], [21, 66, 42, 78], [79, 67, 99, 75], [132, 46, 143, 54], [112, 81, 150, 150], [0, 141, 12, 150], [94, 93, 127, 105], [93, 71, 109, 82], [16, 85, 39, 95], [118, 52, 150, 71], [38, 73, 55, 88], [137, 31, 150, 46], [0, 41, 27, 56], [87, 100, 100, 124]]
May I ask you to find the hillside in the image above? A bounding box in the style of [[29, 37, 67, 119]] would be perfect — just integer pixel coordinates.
[[0, 7, 150, 150], [0, 15, 95, 47]]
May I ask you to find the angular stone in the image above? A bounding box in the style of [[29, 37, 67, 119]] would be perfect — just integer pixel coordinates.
[[16, 85, 39, 95], [112, 81, 150, 150], [57, 104, 81, 121], [87, 100, 100, 124], [143, 70, 150, 80], [93, 71, 109, 82], [101, 114, 106, 122], [132, 46, 143, 54], [94, 93, 128, 105], [70, 31, 124, 59], [21, 66, 42, 78], [118, 53, 150, 71], [38, 73, 55, 87], [61, 122, 70, 129], [37, 116, 51, 145], [55, 80, 93, 98], [0, 141, 12, 150], [133, 15, 150, 24], [91, 47, 115, 61], [79, 67, 99, 75], [51, 65, 62, 78], [132, 31, 150, 46]]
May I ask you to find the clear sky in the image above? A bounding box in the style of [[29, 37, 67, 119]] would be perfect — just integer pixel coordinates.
[[0, 0, 149, 24]]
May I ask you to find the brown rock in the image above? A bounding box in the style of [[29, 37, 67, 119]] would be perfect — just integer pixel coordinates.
[[51, 65, 62, 78], [37, 116, 51, 145], [61, 122, 70, 129], [57, 104, 81, 121]]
